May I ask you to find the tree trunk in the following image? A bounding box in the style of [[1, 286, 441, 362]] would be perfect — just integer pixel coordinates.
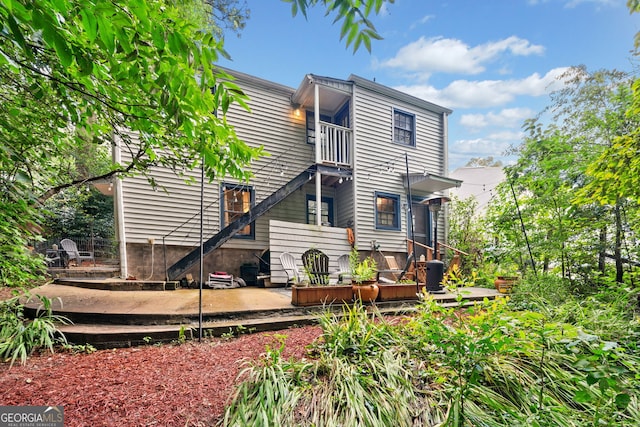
[[614, 203, 623, 283], [598, 226, 607, 274]]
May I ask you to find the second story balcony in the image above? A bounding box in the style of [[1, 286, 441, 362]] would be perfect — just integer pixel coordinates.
[[319, 121, 352, 167]]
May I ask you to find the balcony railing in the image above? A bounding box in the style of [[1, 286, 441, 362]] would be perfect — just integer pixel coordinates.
[[319, 122, 352, 167]]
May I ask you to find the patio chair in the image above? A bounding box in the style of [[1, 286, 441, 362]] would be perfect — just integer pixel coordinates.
[[377, 253, 415, 283], [60, 238, 95, 267], [279, 252, 301, 285], [447, 254, 461, 275], [336, 254, 351, 284], [302, 248, 330, 285]]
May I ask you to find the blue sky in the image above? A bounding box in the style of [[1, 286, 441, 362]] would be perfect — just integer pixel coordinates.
[[217, 0, 639, 171]]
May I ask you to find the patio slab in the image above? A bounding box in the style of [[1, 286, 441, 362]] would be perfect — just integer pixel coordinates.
[[22, 283, 503, 348]]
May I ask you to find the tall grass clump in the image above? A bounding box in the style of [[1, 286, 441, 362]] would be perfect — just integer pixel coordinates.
[[0, 291, 69, 366], [299, 303, 417, 426], [222, 335, 313, 427]]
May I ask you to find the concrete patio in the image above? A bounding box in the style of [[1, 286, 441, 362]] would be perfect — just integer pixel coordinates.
[[23, 280, 503, 348]]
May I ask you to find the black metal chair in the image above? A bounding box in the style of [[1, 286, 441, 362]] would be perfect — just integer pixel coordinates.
[[302, 248, 330, 285]]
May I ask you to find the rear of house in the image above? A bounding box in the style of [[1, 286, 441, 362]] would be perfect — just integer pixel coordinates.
[[114, 69, 461, 285]]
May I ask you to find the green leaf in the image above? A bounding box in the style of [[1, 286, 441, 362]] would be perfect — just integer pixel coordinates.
[[151, 25, 165, 50], [51, 31, 73, 67], [6, 14, 28, 54], [573, 389, 593, 403], [97, 15, 115, 53], [76, 54, 93, 76], [0, 48, 18, 69], [615, 393, 631, 409], [80, 9, 98, 43]]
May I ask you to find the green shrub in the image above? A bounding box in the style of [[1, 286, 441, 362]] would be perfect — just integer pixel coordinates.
[[223, 290, 640, 426]]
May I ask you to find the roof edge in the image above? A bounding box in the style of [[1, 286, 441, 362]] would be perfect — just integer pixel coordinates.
[[348, 74, 453, 115]]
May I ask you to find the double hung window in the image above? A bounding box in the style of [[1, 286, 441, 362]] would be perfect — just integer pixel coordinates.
[[375, 192, 401, 230], [393, 109, 415, 147], [307, 195, 334, 226], [221, 184, 254, 238]]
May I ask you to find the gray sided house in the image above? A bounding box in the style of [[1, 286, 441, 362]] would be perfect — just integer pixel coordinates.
[[114, 69, 461, 285]]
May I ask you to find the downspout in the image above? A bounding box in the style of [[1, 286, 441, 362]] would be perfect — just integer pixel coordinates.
[[113, 135, 128, 279], [442, 112, 449, 253], [351, 83, 359, 244], [405, 153, 418, 293], [314, 82, 322, 226]]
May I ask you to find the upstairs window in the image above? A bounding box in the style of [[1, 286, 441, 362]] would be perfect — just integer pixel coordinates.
[[221, 184, 254, 238], [393, 109, 415, 147], [375, 192, 401, 230]]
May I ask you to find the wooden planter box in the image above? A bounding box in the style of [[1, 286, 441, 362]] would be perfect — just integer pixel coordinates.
[[291, 284, 353, 307], [377, 283, 422, 302]]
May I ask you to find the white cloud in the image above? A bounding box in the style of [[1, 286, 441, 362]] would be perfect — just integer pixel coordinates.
[[528, 0, 616, 8], [448, 137, 510, 164], [381, 36, 544, 78], [451, 138, 505, 155], [448, 135, 520, 170], [395, 67, 569, 109], [459, 108, 536, 131], [487, 130, 526, 141], [409, 15, 434, 30], [564, 0, 615, 7]]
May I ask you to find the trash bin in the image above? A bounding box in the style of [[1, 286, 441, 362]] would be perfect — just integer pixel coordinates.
[[240, 263, 259, 286], [426, 260, 445, 293]]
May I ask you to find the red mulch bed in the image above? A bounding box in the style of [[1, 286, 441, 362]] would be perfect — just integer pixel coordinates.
[[0, 286, 323, 426]]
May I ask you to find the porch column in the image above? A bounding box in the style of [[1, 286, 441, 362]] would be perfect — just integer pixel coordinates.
[[113, 135, 128, 278], [315, 83, 322, 226]]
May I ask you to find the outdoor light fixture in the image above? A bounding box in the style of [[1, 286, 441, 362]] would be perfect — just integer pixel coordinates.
[[291, 103, 301, 117]]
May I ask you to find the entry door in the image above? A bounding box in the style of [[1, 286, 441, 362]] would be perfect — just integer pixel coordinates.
[[410, 202, 431, 259]]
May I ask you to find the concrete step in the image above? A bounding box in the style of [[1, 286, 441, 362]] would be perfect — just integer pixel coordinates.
[[58, 314, 321, 349], [56, 300, 486, 349]]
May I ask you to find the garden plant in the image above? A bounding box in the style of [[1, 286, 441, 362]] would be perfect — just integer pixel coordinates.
[[223, 271, 640, 427]]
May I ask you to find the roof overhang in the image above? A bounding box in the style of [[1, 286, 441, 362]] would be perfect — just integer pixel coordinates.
[[291, 74, 353, 113], [402, 173, 462, 193]]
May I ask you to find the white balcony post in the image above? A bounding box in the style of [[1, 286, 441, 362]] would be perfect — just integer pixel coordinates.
[[314, 83, 322, 226]]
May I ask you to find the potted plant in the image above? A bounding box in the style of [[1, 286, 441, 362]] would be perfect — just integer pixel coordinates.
[[494, 264, 519, 294], [349, 248, 379, 302], [291, 248, 353, 306]]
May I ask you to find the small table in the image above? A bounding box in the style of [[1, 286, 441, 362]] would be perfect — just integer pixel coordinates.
[[416, 261, 427, 285], [45, 249, 67, 268]]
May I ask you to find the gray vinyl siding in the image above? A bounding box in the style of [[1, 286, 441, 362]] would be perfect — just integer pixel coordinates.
[[117, 150, 221, 246], [269, 220, 352, 284], [352, 82, 447, 253], [119, 71, 311, 248], [335, 180, 354, 228]]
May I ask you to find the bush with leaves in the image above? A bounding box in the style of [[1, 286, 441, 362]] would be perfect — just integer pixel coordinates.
[[0, 292, 69, 366], [224, 277, 640, 426], [0, 197, 46, 288]]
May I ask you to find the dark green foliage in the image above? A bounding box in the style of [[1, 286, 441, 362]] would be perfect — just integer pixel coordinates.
[[41, 187, 114, 240]]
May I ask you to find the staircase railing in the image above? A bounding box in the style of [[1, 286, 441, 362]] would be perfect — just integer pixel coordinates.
[[406, 238, 469, 261]]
